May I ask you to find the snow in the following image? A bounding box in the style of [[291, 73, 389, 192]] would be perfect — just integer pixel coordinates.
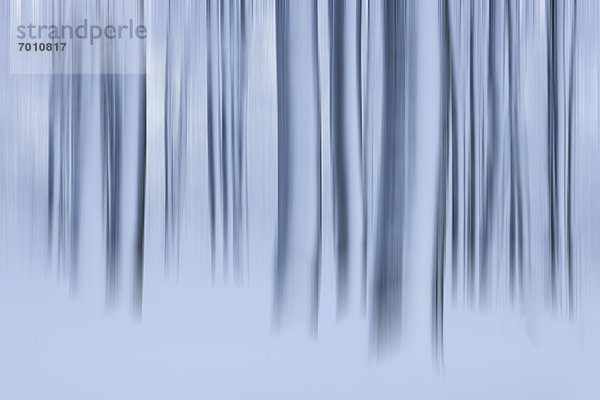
[[1, 269, 598, 400]]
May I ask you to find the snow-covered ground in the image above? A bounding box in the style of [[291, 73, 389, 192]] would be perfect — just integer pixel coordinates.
[[1, 269, 598, 400]]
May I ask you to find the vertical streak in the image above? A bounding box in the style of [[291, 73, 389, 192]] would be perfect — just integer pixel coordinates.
[[273, 0, 290, 323], [467, 0, 476, 301], [103, 72, 122, 306], [433, 0, 450, 364], [548, 0, 559, 307], [311, 0, 322, 335], [371, 0, 407, 353], [48, 77, 56, 263], [507, 0, 524, 305], [220, 0, 230, 279], [134, 0, 148, 316], [449, 3, 459, 302], [567, 0, 577, 317], [70, 73, 81, 292], [273, 0, 321, 330], [329, 0, 350, 313], [206, 0, 217, 282], [507, 0, 516, 303], [359, 0, 368, 315], [163, 0, 172, 275], [482, 0, 499, 305]]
